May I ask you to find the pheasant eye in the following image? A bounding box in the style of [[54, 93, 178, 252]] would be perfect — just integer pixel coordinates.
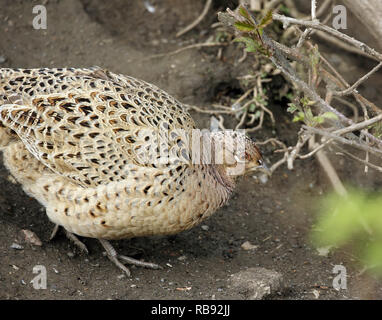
[[257, 159, 263, 166]]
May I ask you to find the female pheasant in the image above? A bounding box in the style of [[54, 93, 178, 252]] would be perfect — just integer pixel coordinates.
[[0, 67, 267, 275]]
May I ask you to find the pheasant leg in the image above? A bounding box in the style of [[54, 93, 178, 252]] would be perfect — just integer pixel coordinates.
[[50, 225, 89, 254], [98, 239, 161, 276]]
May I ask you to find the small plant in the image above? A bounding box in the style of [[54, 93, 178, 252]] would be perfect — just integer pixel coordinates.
[[232, 6, 273, 57], [287, 97, 338, 126], [312, 189, 382, 275]]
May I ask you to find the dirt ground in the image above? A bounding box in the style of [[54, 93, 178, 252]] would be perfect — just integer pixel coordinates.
[[1, 0, 382, 300]]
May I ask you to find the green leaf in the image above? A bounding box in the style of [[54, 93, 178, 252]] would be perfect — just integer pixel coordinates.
[[234, 21, 255, 32], [293, 112, 305, 122], [253, 110, 262, 119], [279, 5, 290, 15], [234, 36, 260, 53], [248, 103, 256, 112], [233, 36, 254, 47], [309, 45, 321, 67], [239, 6, 250, 20], [314, 116, 324, 124], [259, 9, 273, 28], [305, 108, 314, 120], [287, 103, 298, 113], [321, 112, 338, 120], [300, 97, 315, 107]]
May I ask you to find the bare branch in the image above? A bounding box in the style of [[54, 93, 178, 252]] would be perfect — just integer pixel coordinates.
[[332, 62, 382, 96], [303, 126, 382, 156], [332, 114, 382, 136], [272, 13, 382, 62]]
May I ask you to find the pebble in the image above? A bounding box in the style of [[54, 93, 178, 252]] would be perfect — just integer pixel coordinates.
[[201, 225, 209, 231], [21, 229, 42, 246], [316, 246, 332, 257], [144, 0, 156, 13], [227, 267, 284, 300], [241, 241, 258, 251], [10, 243, 23, 250], [259, 173, 269, 184], [312, 289, 320, 299], [0, 55, 7, 64]]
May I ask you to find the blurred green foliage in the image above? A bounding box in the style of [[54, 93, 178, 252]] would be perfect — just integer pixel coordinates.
[[312, 189, 382, 274]]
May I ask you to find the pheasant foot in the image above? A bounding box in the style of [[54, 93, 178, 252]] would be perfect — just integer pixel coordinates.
[[49, 225, 89, 254], [99, 239, 161, 276]]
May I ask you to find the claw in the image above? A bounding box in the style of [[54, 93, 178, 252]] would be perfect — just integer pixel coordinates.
[[98, 239, 161, 276]]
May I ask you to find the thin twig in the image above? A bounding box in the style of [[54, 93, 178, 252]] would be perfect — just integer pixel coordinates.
[[332, 96, 359, 122], [332, 114, 382, 136], [298, 138, 333, 159], [332, 62, 382, 96], [311, 0, 317, 20], [272, 13, 382, 62], [314, 30, 378, 61], [335, 146, 382, 173], [148, 42, 228, 59], [303, 126, 382, 156], [176, 0, 213, 37]]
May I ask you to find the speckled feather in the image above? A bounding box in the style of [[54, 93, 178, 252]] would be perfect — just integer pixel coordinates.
[[0, 67, 263, 240]]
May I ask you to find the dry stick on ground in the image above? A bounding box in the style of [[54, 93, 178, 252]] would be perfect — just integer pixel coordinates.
[[148, 42, 228, 60], [309, 135, 348, 196], [310, 89, 347, 196], [176, 0, 212, 37]]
